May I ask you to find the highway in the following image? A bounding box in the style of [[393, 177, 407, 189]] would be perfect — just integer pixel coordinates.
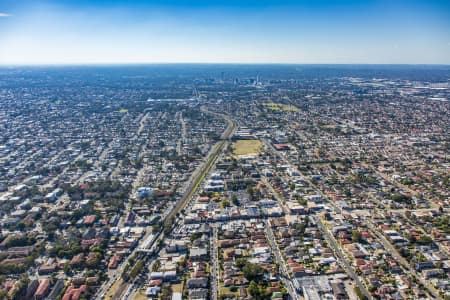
[[163, 107, 236, 228], [114, 107, 236, 300]]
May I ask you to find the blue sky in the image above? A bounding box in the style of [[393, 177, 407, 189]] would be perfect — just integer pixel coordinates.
[[0, 0, 449, 64]]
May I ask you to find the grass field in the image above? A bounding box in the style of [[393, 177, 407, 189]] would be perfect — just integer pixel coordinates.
[[118, 108, 128, 113], [232, 140, 262, 156], [105, 278, 124, 300], [263, 102, 299, 112], [172, 283, 184, 293], [132, 290, 148, 300]]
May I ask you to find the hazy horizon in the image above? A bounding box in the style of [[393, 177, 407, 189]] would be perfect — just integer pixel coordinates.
[[1, 63, 450, 67], [1, 0, 449, 65]]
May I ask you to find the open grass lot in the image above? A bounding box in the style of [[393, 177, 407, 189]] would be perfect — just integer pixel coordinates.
[[263, 102, 299, 112], [105, 278, 124, 300], [220, 286, 240, 298], [132, 290, 148, 300], [232, 139, 262, 156], [171, 283, 184, 293]]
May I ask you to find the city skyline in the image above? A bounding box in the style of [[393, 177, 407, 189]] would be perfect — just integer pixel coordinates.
[[0, 0, 450, 65]]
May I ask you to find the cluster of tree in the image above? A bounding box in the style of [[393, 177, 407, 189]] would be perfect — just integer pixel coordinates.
[[433, 216, 450, 234], [128, 260, 144, 280], [2, 235, 36, 248], [37, 166, 62, 177], [69, 203, 97, 222], [389, 193, 412, 204], [294, 218, 309, 236], [50, 242, 83, 259], [163, 217, 175, 235], [325, 175, 339, 185], [295, 195, 307, 206], [415, 235, 433, 245], [190, 232, 202, 242], [247, 280, 272, 300], [177, 256, 187, 272], [235, 258, 267, 282], [7, 214, 39, 232], [69, 160, 93, 171], [398, 247, 414, 260], [354, 286, 368, 300], [231, 195, 239, 206], [152, 221, 163, 234], [220, 199, 231, 209], [0, 261, 31, 275], [400, 177, 414, 185], [86, 252, 102, 268], [66, 179, 130, 201], [233, 257, 274, 300], [152, 260, 161, 272], [242, 263, 266, 282], [102, 198, 126, 213], [227, 179, 255, 191], [121, 256, 134, 281], [247, 186, 262, 202], [0, 275, 29, 299], [354, 174, 377, 185], [122, 255, 144, 282], [351, 230, 363, 243]]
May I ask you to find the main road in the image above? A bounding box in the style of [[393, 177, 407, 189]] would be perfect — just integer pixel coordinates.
[[113, 106, 236, 300], [210, 225, 220, 300], [264, 219, 299, 300], [364, 221, 441, 299], [260, 138, 373, 300], [315, 217, 373, 300], [163, 106, 237, 228]]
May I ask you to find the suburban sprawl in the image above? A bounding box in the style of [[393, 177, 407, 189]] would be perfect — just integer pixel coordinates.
[[0, 65, 449, 300]]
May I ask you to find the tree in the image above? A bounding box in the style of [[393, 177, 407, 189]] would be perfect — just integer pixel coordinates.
[[220, 199, 230, 209], [231, 195, 239, 206], [152, 221, 162, 234], [152, 260, 161, 272], [354, 286, 368, 300], [297, 197, 307, 206], [11, 275, 29, 300], [247, 280, 270, 300], [190, 232, 202, 242], [390, 193, 412, 204], [416, 235, 432, 245], [242, 263, 266, 282], [129, 260, 144, 280], [290, 182, 296, 191], [161, 285, 172, 299], [248, 281, 259, 298], [235, 258, 248, 269], [352, 230, 362, 243]]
